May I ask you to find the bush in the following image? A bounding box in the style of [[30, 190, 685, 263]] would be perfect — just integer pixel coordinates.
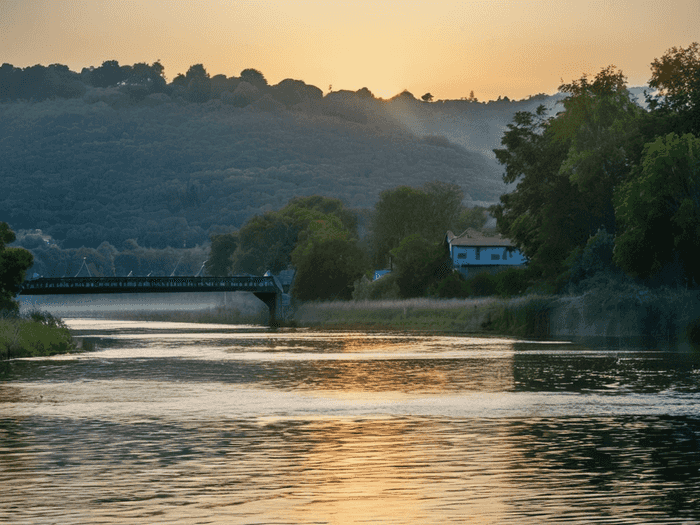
[[494, 267, 530, 297], [1, 311, 75, 359], [467, 272, 498, 296], [432, 271, 470, 298], [352, 273, 400, 301]]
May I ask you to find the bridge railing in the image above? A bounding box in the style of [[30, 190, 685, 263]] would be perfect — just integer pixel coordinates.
[[19, 275, 284, 294]]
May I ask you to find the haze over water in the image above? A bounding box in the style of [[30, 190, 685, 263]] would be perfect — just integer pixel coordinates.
[[2, 320, 699, 523]]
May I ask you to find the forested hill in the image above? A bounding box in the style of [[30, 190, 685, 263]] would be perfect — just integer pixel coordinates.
[[2, 63, 644, 252]]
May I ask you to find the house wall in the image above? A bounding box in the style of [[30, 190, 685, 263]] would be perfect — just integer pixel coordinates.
[[449, 246, 527, 267]]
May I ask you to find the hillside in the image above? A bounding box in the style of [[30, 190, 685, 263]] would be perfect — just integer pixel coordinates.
[[2, 91, 507, 250], [0, 63, 649, 255]]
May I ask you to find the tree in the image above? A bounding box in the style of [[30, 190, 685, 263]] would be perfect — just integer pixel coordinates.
[[648, 42, 700, 135], [491, 66, 645, 282], [371, 182, 463, 266], [0, 223, 34, 312], [490, 105, 573, 279], [231, 213, 298, 275], [291, 217, 365, 301], [184, 64, 211, 102], [614, 132, 700, 285], [205, 232, 238, 276], [421, 92, 434, 102], [240, 68, 268, 89], [90, 60, 126, 87], [453, 206, 487, 233], [552, 66, 644, 234], [390, 234, 450, 298], [230, 196, 360, 277]]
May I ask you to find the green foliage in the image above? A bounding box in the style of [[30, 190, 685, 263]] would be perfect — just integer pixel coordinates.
[[351, 274, 401, 301], [614, 132, 700, 284], [390, 234, 451, 298], [490, 105, 575, 279], [482, 295, 554, 338], [492, 66, 643, 283], [648, 42, 700, 134], [432, 271, 470, 298], [452, 206, 488, 233], [231, 195, 360, 277], [372, 182, 463, 266], [232, 212, 298, 275], [0, 223, 34, 312], [291, 219, 366, 301], [1, 311, 75, 358], [467, 272, 498, 297], [494, 267, 531, 297], [205, 232, 238, 276], [563, 227, 617, 289]]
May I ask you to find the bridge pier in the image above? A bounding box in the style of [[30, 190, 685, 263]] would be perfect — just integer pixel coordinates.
[[253, 292, 282, 327]]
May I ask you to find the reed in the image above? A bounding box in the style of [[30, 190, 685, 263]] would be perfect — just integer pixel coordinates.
[[0, 311, 76, 359], [293, 296, 523, 333]]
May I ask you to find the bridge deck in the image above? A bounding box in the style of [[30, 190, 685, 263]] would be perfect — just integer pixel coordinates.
[[19, 276, 284, 295]]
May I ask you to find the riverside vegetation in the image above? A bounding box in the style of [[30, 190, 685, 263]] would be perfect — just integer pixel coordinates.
[[0, 311, 78, 360]]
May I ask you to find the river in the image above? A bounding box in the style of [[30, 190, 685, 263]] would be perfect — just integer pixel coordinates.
[[1, 319, 699, 524]]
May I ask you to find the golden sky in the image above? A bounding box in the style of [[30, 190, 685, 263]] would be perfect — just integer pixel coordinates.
[[2, 0, 699, 101]]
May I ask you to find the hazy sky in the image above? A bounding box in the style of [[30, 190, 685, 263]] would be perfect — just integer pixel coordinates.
[[2, 0, 699, 101]]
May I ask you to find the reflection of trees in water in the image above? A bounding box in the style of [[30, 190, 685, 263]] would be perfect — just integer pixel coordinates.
[[511, 342, 700, 394], [505, 416, 700, 520]]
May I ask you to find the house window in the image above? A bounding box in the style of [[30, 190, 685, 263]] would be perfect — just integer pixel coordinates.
[[475, 248, 480, 260], [457, 252, 466, 259], [491, 254, 500, 260]]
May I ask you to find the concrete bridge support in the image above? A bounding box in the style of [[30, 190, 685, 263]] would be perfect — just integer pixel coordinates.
[[253, 292, 282, 327]]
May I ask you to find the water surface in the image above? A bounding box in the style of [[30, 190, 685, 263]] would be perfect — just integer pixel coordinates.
[[1, 320, 699, 523]]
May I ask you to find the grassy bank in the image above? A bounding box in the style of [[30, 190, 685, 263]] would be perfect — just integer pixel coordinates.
[[293, 295, 556, 337], [294, 285, 700, 346], [1, 311, 77, 359]]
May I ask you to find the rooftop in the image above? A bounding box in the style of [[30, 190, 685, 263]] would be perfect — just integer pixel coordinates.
[[445, 228, 514, 247]]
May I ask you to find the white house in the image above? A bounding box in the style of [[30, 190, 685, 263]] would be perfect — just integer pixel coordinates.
[[445, 229, 527, 277]]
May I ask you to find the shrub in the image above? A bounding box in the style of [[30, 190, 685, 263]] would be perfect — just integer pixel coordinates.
[[467, 272, 498, 296], [494, 267, 530, 297], [432, 271, 470, 298], [352, 273, 400, 301]]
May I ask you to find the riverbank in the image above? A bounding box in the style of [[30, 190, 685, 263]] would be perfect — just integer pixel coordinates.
[[293, 286, 700, 345], [1, 311, 78, 359], [293, 295, 554, 337]]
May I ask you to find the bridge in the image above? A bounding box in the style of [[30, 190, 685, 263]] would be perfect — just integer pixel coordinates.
[[18, 275, 287, 326]]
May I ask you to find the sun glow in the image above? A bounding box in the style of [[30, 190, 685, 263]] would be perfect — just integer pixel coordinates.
[[1, 1, 699, 100]]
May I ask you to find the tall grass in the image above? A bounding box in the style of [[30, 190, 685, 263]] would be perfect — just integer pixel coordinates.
[[293, 296, 546, 334], [0, 311, 76, 359]]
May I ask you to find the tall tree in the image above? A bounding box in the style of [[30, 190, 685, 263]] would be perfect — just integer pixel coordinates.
[[491, 66, 645, 281], [291, 216, 365, 301], [184, 64, 211, 102], [648, 42, 700, 135], [0, 223, 34, 312], [371, 182, 462, 266], [614, 132, 700, 285], [205, 232, 238, 276]]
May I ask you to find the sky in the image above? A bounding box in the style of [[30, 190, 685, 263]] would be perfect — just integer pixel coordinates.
[[2, 0, 699, 101]]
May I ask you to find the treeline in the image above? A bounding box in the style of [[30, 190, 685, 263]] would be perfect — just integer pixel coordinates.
[[205, 187, 489, 301], [491, 43, 700, 291], [1, 61, 515, 252]]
